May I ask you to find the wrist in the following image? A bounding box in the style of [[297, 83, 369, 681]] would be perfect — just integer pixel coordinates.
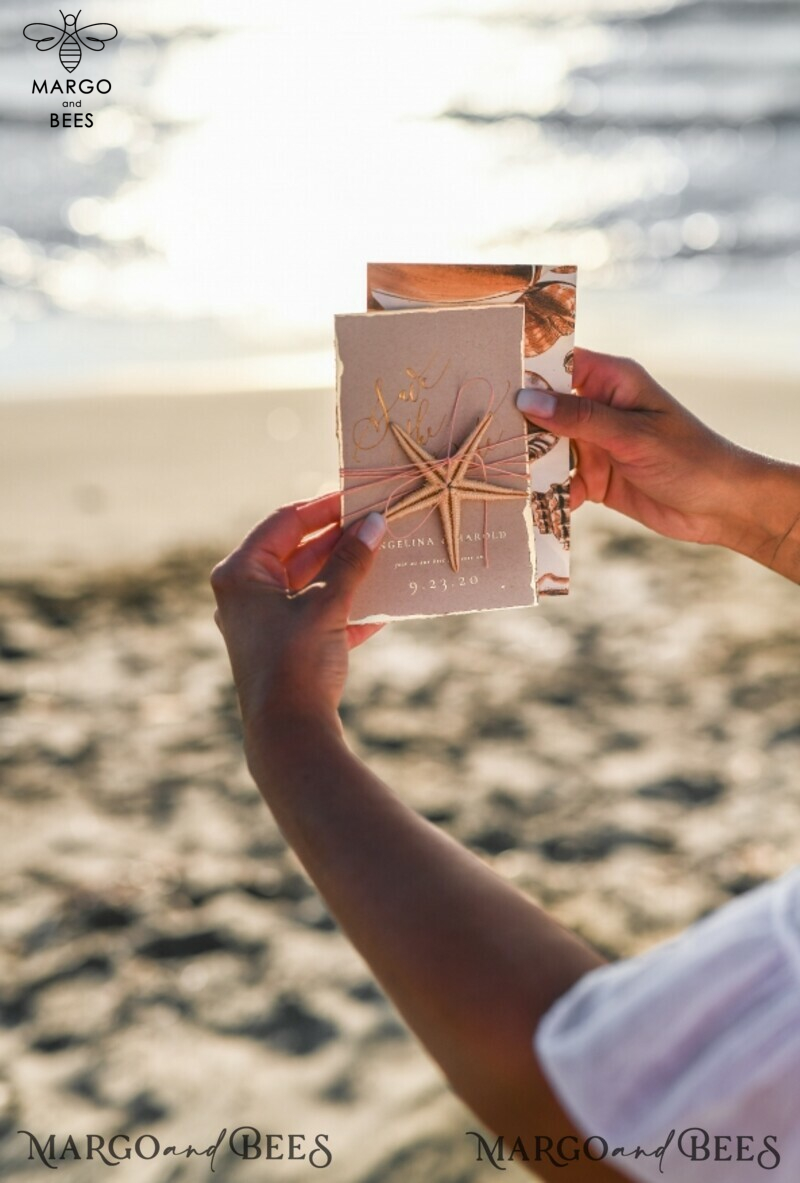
[[242, 697, 346, 773], [714, 448, 800, 579]]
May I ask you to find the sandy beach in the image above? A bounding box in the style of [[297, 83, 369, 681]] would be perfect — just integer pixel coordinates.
[[1, 377, 799, 1181], [2, 367, 798, 577], [4, 0, 800, 1169]]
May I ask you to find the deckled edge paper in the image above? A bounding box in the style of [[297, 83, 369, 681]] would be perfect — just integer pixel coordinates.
[[366, 263, 576, 598], [335, 304, 535, 624]]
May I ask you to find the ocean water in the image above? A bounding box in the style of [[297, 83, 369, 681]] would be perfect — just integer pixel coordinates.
[[1, 0, 799, 399]]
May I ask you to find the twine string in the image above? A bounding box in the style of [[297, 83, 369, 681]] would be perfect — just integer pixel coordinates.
[[339, 380, 530, 568]]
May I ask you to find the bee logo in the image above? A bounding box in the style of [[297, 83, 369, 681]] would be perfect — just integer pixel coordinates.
[[23, 10, 117, 74]]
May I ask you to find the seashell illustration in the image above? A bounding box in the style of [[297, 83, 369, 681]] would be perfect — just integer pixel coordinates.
[[367, 263, 534, 310], [366, 265, 576, 362], [537, 572, 570, 595], [521, 283, 576, 357], [528, 431, 559, 461], [550, 266, 577, 274], [531, 480, 571, 549], [523, 371, 553, 390], [564, 349, 574, 374]]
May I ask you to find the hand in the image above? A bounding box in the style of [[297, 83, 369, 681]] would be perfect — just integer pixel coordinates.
[[516, 348, 800, 580], [518, 348, 749, 545], [211, 493, 386, 736]]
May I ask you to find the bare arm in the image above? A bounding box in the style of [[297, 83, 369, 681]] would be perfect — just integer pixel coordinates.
[[211, 496, 624, 1182], [248, 716, 606, 1151], [213, 353, 795, 1180]]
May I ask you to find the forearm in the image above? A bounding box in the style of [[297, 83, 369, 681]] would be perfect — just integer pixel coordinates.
[[244, 710, 605, 1145], [214, 493, 626, 1179], [717, 450, 800, 582]]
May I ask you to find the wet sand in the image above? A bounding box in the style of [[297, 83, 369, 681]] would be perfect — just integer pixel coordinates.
[[1, 383, 799, 1181]]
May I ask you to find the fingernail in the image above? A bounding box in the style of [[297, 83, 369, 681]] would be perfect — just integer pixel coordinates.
[[517, 388, 558, 419], [356, 512, 386, 550]]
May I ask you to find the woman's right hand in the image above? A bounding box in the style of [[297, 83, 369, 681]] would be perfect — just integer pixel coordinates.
[[516, 348, 800, 581]]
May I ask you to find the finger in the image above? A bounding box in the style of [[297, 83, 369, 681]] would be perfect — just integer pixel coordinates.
[[314, 512, 386, 620], [285, 521, 342, 589], [570, 348, 678, 418], [569, 438, 615, 503], [347, 621, 385, 649], [567, 471, 588, 511], [296, 490, 341, 528], [241, 492, 342, 563], [570, 347, 632, 398], [516, 387, 651, 456]]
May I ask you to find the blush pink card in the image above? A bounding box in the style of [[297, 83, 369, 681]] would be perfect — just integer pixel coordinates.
[[335, 304, 536, 623]]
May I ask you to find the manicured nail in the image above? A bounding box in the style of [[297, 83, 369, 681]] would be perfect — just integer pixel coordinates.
[[356, 512, 386, 550], [516, 388, 558, 419]]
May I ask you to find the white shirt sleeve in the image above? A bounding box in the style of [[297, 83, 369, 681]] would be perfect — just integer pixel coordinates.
[[534, 867, 800, 1181]]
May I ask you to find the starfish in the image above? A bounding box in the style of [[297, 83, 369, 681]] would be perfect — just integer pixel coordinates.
[[385, 412, 528, 572]]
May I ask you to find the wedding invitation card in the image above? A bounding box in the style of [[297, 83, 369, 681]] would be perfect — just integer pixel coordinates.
[[335, 304, 536, 622], [366, 263, 576, 596]]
